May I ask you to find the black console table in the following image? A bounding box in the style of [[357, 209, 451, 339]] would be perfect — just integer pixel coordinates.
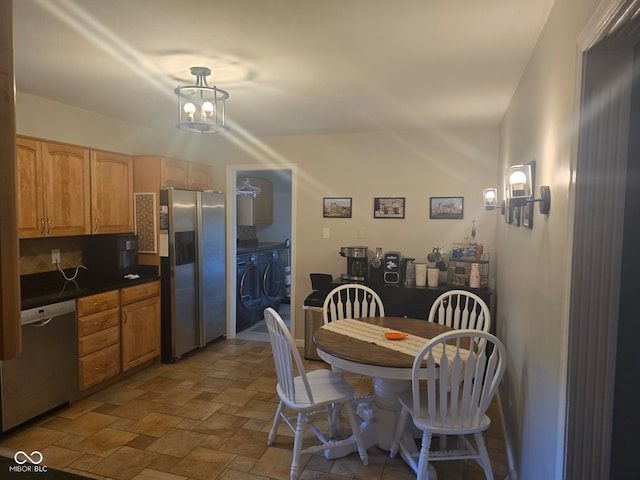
[[303, 280, 492, 360], [365, 283, 492, 320], [304, 280, 492, 318]]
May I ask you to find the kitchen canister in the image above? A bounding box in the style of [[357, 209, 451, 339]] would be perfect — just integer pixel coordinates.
[[427, 267, 439, 287], [469, 262, 481, 288], [405, 259, 416, 285], [415, 262, 427, 287]]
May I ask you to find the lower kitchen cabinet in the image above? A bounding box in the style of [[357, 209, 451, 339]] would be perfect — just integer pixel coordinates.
[[120, 281, 160, 371], [77, 290, 121, 391], [78, 343, 121, 391], [76, 280, 160, 391]]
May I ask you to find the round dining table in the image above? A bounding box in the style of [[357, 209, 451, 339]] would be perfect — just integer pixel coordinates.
[[313, 316, 454, 475]]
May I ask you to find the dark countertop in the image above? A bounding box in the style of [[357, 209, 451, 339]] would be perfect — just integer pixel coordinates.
[[20, 265, 160, 310], [303, 279, 491, 319], [237, 241, 288, 255]]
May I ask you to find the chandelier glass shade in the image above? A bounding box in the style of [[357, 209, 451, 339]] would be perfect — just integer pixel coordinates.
[[175, 66, 229, 133]]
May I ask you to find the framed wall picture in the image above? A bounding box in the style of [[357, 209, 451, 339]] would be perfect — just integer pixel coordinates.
[[323, 197, 352, 218], [429, 196, 464, 219], [373, 197, 405, 219]]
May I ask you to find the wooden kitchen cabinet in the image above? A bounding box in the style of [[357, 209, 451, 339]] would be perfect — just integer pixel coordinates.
[[77, 290, 121, 390], [90, 150, 134, 234], [237, 177, 273, 225], [159, 157, 189, 188], [134, 156, 213, 267], [252, 177, 273, 225], [188, 162, 214, 190], [135, 155, 213, 191], [16, 136, 91, 238], [77, 290, 120, 315], [120, 280, 160, 371]]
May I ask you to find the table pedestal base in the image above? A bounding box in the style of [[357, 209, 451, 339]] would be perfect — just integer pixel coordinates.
[[323, 377, 438, 479]]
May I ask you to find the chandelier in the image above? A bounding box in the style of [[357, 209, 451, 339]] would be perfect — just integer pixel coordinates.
[[175, 66, 229, 133]]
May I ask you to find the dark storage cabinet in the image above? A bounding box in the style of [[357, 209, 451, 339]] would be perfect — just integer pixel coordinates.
[[370, 284, 491, 321], [303, 281, 492, 360]]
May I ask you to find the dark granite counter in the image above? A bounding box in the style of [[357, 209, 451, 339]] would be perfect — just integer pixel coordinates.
[[20, 265, 160, 310], [304, 278, 492, 321]]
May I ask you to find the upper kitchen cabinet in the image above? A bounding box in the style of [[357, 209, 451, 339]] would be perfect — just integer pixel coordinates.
[[135, 155, 213, 190], [159, 157, 189, 188], [90, 150, 134, 234], [17, 137, 91, 238], [133, 156, 212, 267], [237, 177, 273, 225], [188, 162, 214, 191]]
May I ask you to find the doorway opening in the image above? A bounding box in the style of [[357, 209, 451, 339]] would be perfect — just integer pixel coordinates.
[[227, 165, 295, 341]]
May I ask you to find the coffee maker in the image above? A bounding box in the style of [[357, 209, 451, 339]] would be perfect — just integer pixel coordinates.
[[86, 233, 139, 280], [339, 246, 368, 282]]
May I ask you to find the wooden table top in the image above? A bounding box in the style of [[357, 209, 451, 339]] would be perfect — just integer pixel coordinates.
[[313, 316, 454, 369]]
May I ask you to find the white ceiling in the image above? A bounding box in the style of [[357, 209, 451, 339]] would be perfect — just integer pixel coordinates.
[[12, 0, 555, 137]]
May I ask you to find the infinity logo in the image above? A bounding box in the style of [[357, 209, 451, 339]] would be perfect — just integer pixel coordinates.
[[13, 450, 43, 465]]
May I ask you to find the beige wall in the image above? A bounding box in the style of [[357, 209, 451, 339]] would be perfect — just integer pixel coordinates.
[[497, 0, 600, 478], [224, 129, 499, 326], [268, 129, 498, 259]]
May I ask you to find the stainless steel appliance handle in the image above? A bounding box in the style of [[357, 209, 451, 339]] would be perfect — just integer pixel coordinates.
[[25, 317, 53, 327]]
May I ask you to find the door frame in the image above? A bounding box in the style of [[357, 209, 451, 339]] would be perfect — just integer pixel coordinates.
[[565, 0, 640, 478], [226, 164, 296, 339]]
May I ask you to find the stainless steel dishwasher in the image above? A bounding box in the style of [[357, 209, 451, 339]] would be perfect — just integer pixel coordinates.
[[0, 299, 78, 431]]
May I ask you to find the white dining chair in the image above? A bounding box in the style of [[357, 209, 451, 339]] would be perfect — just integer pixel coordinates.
[[321, 283, 384, 399], [389, 329, 506, 480], [264, 307, 369, 480], [322, 284, 385, 325], [427, 289, 491, 332]]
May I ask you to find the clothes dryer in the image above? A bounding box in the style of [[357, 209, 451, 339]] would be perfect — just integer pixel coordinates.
[[236, 253, 262, 332], [259, 250, 285, 311]]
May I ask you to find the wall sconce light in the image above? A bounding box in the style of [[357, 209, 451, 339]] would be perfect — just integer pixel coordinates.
[[483, 188, 497, 210], [505, 164, 533, 206], [504, 161, 551, 215]]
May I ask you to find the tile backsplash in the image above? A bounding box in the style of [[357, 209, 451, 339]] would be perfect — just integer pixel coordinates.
[[20, 237, 87, 275]]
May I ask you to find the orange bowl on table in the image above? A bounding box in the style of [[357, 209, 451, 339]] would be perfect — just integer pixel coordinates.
[[384, 331, 408, 340]]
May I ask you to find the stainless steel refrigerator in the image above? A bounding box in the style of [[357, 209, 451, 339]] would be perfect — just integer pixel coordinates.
[[159, 189, 226, 363]]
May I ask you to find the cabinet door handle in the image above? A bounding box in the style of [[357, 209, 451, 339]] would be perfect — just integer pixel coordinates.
[[40, 218, 45, 235], [47, 218, 51, 235], [95, 363, 110, 371]]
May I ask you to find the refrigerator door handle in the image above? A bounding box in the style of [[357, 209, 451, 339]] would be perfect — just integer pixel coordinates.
[[196, 192, 205, 347]]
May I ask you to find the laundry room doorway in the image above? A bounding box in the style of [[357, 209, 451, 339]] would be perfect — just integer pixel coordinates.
[[227, 165, 295, 341]]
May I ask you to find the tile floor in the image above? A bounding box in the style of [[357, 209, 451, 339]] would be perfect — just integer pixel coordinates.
[[0, 335, 509, 480]]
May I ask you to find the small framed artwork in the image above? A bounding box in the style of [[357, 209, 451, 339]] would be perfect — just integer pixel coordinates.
[[374, 197, 405, 219], [323, 197, 352, 218], [429, 196, 464, 220]]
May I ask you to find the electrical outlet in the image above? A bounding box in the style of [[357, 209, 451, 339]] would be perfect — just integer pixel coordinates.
[[323, 227, 330, 239], [51, 249, 60, 264]]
